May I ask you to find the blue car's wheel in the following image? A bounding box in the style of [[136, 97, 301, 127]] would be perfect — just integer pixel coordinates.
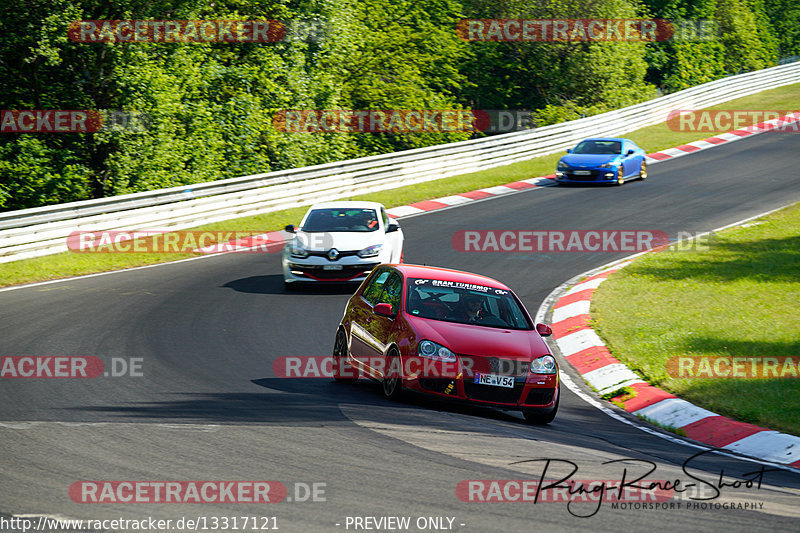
[[639, 161, 647, 180], [615, 165, 625, 186]]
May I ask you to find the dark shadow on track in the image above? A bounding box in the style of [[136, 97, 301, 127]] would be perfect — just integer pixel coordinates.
[[555, 180, 646, 188], [258, 376, 525, 425], [52, 377, 800, 486], [222, 274, 359, 295]]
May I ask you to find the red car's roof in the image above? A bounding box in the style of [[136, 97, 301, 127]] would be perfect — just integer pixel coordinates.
[[390, 264, 511, 290]]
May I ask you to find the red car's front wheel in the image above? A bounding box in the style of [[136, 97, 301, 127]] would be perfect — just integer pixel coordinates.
[[382, 349, 404, 400], [522, 386, 560, 425], [333, 329, 356, 382]]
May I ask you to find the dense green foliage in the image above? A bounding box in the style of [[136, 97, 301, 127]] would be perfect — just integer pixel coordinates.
[[0, 0, 796, 210]]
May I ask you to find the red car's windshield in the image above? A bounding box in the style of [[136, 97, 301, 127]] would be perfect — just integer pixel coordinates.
[[405, 278, 533, 330]]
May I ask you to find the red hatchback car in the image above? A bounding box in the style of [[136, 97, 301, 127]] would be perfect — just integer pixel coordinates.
[[332, 264, 560, 424]]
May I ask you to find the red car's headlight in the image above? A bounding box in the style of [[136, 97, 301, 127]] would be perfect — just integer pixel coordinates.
[[418, 340, 456, 362], [530, 355, 557, 374]]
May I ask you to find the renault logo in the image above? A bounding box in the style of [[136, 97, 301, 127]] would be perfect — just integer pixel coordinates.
[[327, 248, 340, 261]]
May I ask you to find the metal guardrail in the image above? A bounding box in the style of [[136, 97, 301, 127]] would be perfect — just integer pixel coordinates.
[[1, 61, 799, 263]]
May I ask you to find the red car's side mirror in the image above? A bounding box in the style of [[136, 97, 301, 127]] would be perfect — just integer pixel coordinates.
[[373, 303, 395, 317], [536, 323, 552, 337]]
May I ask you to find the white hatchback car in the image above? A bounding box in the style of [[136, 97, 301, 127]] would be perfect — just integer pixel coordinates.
[[282, 201, 404, 288]]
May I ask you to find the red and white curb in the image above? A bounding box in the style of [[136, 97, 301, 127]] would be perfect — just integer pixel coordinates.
[[196, 176, 560, 251], [386, 112, 800, 219], [543, 235, 800, 470], [645, 111, 800, 163], [4, 110, 798, 292], [193, 112, 800, 249], [385, 176, 556, 218]]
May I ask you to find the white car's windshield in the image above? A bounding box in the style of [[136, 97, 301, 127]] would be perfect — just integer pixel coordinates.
[[301, 208, 380, 232], [572, 140, 622, 155], [406, 278, 532, 330]]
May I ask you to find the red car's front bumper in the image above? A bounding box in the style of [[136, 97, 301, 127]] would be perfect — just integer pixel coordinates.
[[397, 354, 559, 410]]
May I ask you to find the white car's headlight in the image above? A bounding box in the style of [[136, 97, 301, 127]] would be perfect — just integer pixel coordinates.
[[289, 242, 309, 258], [530, 355, 557, 374], [357, 244, 382, 258], [418, 340, 456, 362]]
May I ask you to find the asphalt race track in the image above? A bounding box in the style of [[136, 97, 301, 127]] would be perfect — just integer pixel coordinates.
[[1, 131, 799, 532]]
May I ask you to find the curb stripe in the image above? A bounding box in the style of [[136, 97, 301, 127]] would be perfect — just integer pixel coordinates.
[[459, 190, 492, 200], [565, 346, 621, 374], [633, 398, 717, 428], [408, 200, 449, 211], [504, 181, 537, 190], [551, 300, 590, 323], [565, 276, 607, 294], [550, 228, 800, 466], [553, 288, 595, 308], [619, 383, 676, 412], [681, 416, 764, 448], [435, 195, 474, 206], [355, 113, 797, 229], [582, 364, 645, 395], [675, 144, 701, 152], [556, 329, 606, 358], [722, 432, 800, 465], [550, 314, 591, 339]]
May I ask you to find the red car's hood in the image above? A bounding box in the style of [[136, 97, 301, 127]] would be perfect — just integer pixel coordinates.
[[407, 316, 549, 359]]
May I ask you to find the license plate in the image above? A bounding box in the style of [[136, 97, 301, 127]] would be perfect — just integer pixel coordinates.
[[474, 373, 515, 388], [573, 170, 591, 175], [323, 265, 343, 270]]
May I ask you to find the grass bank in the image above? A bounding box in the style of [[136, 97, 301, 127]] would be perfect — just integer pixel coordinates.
[[591, 203, 800, 436]]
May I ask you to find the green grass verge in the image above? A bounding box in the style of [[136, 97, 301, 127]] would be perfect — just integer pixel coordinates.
[[591, 203, 800, 436], [2, 82, 799, 288], [625, 81, 800, 153]]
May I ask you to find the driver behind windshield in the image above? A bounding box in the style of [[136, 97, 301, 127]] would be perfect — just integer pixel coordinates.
[[454, 293, 484, 323]]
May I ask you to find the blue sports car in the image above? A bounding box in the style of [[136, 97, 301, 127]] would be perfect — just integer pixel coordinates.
[[555, 138, 647, 185]]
